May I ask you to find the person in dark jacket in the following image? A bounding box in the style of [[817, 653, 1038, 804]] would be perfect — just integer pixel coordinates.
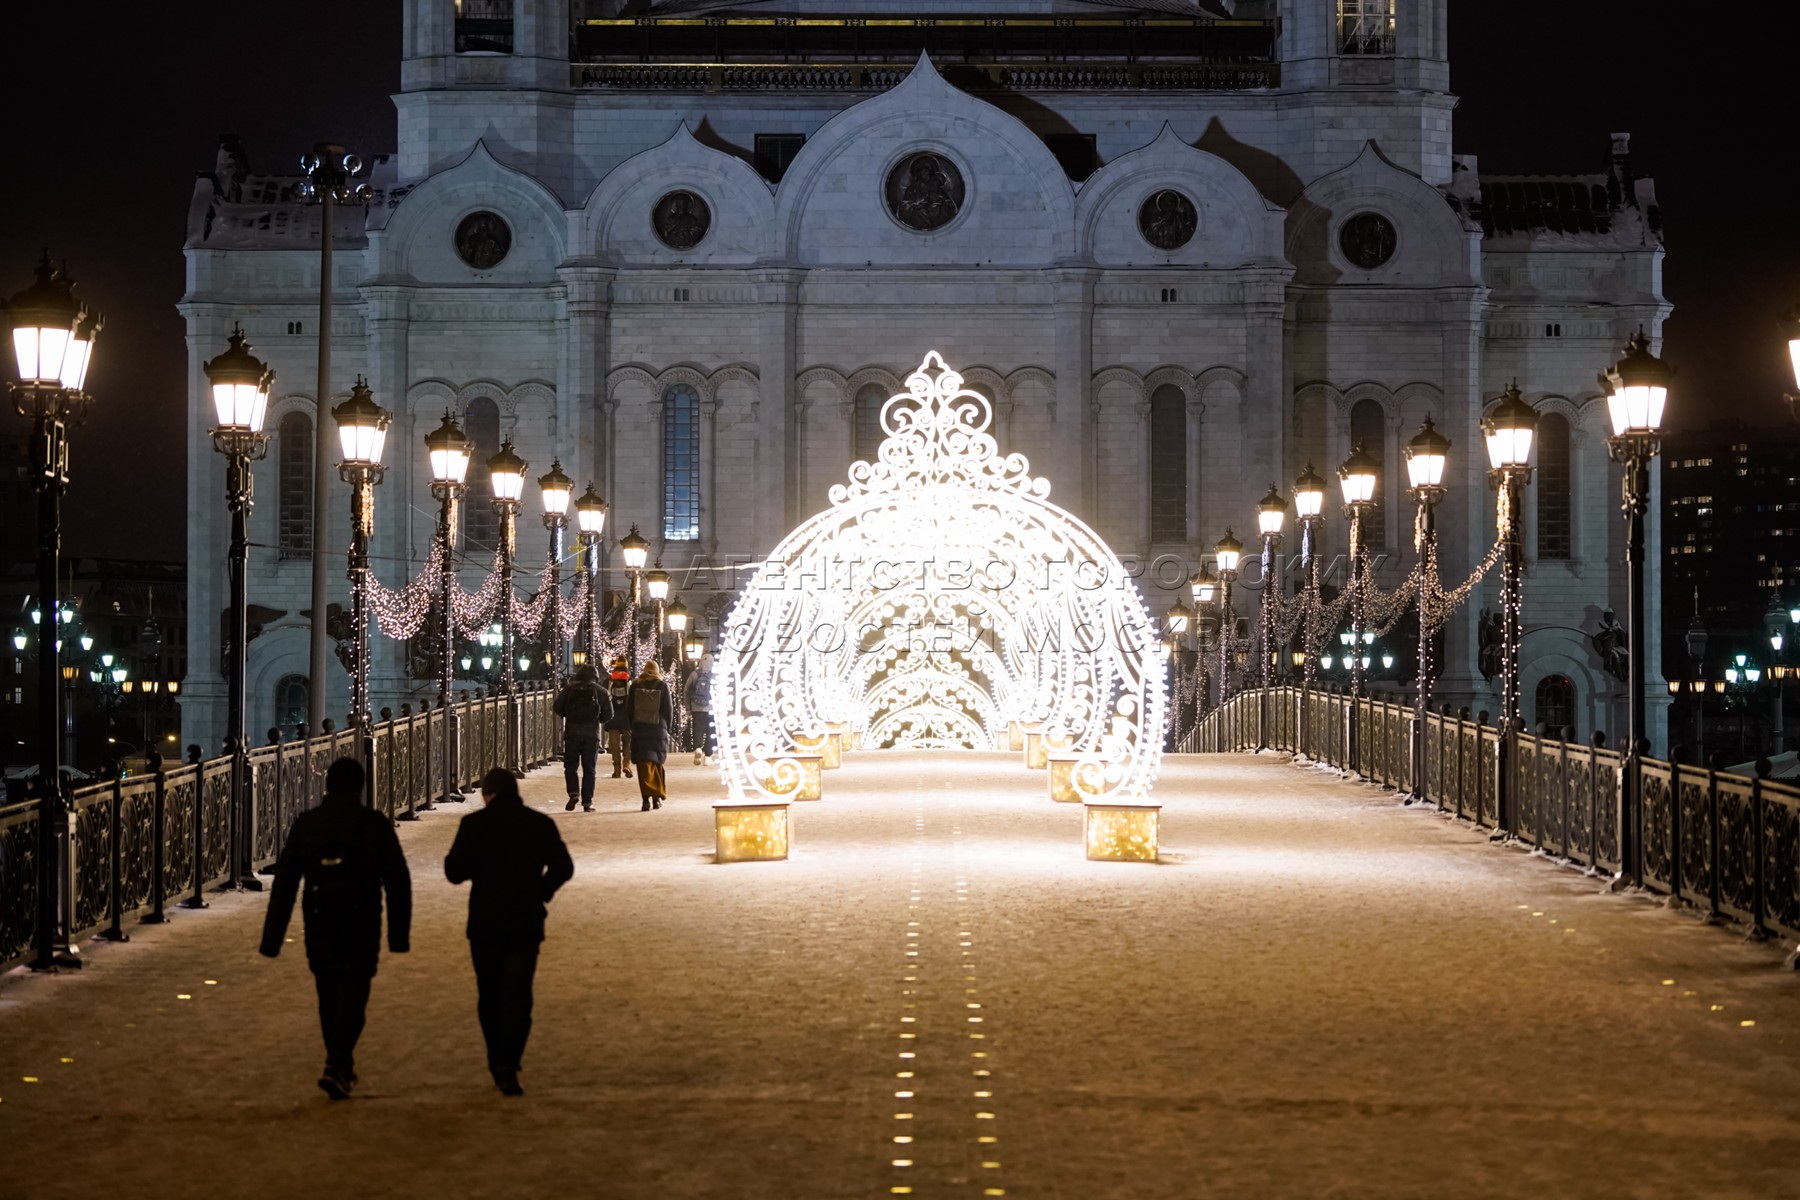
[[259, 757, 412, 1100], [553, 662, 612, 811], [604, 656, 633, 778], [629, 659, 676, 811], [444, 766, 575, 1096]]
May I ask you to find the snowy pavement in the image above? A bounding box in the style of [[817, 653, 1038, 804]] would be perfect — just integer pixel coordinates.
[[2, 750, 1798, 1200]]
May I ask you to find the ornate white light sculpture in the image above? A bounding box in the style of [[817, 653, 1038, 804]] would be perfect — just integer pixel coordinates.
[[715, 352, 1167, 802]]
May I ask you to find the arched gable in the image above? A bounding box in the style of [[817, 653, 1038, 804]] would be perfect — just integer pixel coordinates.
[[1286, 142, 1480, 288], [575, 122, 777, 265], [369, 141, 567, 285]]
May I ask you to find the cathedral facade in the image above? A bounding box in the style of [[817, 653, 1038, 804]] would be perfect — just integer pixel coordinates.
[[180, 0, 1670, 751]]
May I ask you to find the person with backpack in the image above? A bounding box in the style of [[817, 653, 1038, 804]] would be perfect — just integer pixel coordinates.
[[444, 767, 575, 1096], [684, 651, 715, 766], [259, 757, 412, 1100], [553, 662, 612, 811], [604, 656, 633, 778], [629, 659, 676, 810]]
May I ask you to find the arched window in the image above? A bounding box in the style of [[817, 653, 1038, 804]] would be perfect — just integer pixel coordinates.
[[854, 383, 886, 463], [462, 396, 501, 552], [1537, 412, 1572, 560], [277, 411, 312, 559], [275, 674, 310, 735], [1535, 674, 1575, 734], [663, 384, 701, 542], [1149, 384, 1188, 543], [1349, 397, 1387, 553]]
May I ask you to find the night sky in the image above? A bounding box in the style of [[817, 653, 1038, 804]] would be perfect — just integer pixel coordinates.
[[1, 0, 1793, 561]]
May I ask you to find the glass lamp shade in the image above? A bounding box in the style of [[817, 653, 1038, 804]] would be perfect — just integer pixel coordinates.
[[1167, 601, 1192, 634], [1338, 444, 1380, 505], [1190, 565, 1218, 605], [538, 459, 573, 517], [79, 635, 93, 652], [424, 412, 472, 486], [685, 635, 705, 661], [572, 649, 588, 667], [1405, 415, 1451, 489], [1773, 634, 1786, 652], [1382, 654, 1395, 669], [1482, 383, 1538, 470], [1215, 529, 1244, 575], [1748, 668, 1763, 683], [1735, 653, 1748, 668], [332, 379, 391, 467], [1291, 650, 1306, 667], [1601, 330, 1672, 437], [1256, 486, 1286, 538], [645, 565, 671, 602], [619, 524, 650, 570], [1293, 463, 1327, 518], [518, 656, 533, 672], [575, 485, 608, 537], [10, 632, 24, 651], [1320, 655, 1334, 670], [4, 256, 100, 390], [203, 326, 273, 434], [100, 653, 114, 668], [1790, 334, 1800, 393], [666, 597, 689, 632], [487, 438, 527, 503], [111, 667, 128, 684], [61, 664, 77, 682]]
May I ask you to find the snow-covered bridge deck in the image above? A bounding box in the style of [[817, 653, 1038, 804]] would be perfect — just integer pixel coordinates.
[[3, 751, 1797, 1199]]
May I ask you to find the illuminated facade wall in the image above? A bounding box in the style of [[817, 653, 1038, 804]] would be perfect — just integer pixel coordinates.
[[179, 0, 1669, 752]]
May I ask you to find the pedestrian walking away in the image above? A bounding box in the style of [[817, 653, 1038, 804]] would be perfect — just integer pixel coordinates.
[[629, 659, 676, 811], [605, 656, 633, 778], [444, 767, 576, 1096], [259, 756, 412, 1100], [554, 662, 613, 811], [685, 650, 715, 766]]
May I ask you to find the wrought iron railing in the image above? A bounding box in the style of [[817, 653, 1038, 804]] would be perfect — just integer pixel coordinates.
[[0, 684, 558, 973], [1192, 687, 1800, 945]]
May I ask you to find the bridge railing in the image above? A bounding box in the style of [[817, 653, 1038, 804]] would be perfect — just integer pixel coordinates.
[[0, 683, 558, 974], [1192, 687, 1799, 945]]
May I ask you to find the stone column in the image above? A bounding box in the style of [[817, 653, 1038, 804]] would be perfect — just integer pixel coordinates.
[[1435, 286, 1490, 713], [363, 285, 413, 714], [756, 268, 802, 548], [557, 264, 615, 500], [1184, 391, 1204, 549], [177, 302, 230, 755], [1051, 268, 1097, 523]]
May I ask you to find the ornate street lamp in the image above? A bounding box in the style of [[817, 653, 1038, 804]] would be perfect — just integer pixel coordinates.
[[617, 523, 650, 675], [424, 411, 471, 806], [486, 438, 527, 698], [299, 145, 373, 732], [1482, 384, 1537, 729], [1256, 485, 1286, 694], [685, 633, 706, 662], [538, 460, 573, 686], [1190, 561, 1219, 714], [204, 326, 272, 887], [1766, 595, 1789, 753], [4, 254, 101, 970], [331, 378, 391, 750], [575, 484, 608, 666], [645, 562, 672, 669], [1214, 530, 1243, 703], [1338, 444, 1380, 700], [1292, 463, 1327, 706], [1404, 413, 1450, 792], [1602, 328, 1671, 883]]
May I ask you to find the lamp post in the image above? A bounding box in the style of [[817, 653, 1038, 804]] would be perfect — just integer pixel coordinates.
[[204, 327, 273, 882], [1404, 415, 1449, 794], [486, 438, 527, 695], [298, 145, 372, 732], [1293, 463, 1327, 701], [666, 595, 689, 673], [1256, 486, 1286, 693], [1190, 563, 1218, 717], [537, 460, 573, 687], [1483, 384, 1538, 729], [1765, 596, 1787, 754], [424, 412, 471, 805], [1684, 601, 1707, 760], [1602, 329, 1671, 883], [619, 524, 650, 675], [1214, 530, 1243, 703], [331, 380, 391, 779], [1167, 599, 1193, 748], [1337, 445, 1379, 700], [575, 484, 608, 665], [4, 255, 100, 970], [646, 562, 672, 671]]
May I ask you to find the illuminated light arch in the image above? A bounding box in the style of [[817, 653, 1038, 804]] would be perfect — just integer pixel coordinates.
[[715, 352, 1166, 801]]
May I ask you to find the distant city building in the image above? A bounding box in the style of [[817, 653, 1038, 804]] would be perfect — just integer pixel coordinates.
[[181, 0, 1671, 750]]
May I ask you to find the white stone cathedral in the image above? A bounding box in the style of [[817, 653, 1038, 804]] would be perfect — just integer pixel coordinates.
[[180, 0, 1669, 752]]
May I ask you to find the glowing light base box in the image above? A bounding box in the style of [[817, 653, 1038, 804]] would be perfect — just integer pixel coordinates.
[[764, 755, 824, 801], [1047, 756, 1082, 803], [1024, 731, 1048, 770], [1084, 803, 1161, 862], [1007, 721, 1025, 752], [714, 802, 790, 862]]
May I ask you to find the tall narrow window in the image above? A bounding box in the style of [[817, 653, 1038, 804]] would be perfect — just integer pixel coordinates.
[[1537, 412, 1572, 560], [1149, 384, 1188, 543], [1338, 0, 1395, 54], [1535, 674, 1575, 734], [663, 384, 701, 542], [277, 411, 313, 559], [463, 397, 501, 552], [1349, 398, 1387, 553], [854, 383, 886, 463], [275, 674, 310, 734], [455, 0, 514, 52]]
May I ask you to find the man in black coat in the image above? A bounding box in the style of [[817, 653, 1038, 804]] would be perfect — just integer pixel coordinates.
[[444, 767, 575, 1096], [260, 757, 412, 1099], [553, 662, 612, 811]]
